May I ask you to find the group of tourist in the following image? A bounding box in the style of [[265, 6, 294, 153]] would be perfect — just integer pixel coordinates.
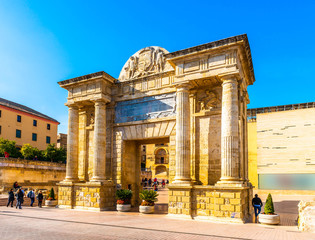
[[7, 182, 44, 209], [141, 177, 169, 191]]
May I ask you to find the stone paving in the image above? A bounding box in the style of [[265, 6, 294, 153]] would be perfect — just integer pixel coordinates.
[[0, 189, 314, 240]]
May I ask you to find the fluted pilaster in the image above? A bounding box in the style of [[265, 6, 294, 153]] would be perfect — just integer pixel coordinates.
[[65, 105, 79, 182], [220, 77, 240, 182], [174, 84, 191, 184], [91, 100, 107, 181]]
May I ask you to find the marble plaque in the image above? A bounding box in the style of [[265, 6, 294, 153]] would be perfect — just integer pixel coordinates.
[[115, 92, 176, 123]]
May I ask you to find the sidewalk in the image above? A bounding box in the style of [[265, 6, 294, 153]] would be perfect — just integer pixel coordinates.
[[0, 205, 314, 240]]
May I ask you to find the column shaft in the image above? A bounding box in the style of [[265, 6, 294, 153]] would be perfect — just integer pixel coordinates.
[[174, 85, 191, 183], [220, 78, 240, 181], [65, 106, 79, 181], [92, 101, 107, 181]]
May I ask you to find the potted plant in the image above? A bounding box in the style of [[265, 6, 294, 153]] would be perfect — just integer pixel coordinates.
[[258, 193, 280, 225], [116, 189, 132, 212], [139, 189, 158, 214], [45, 188, 58, 207]]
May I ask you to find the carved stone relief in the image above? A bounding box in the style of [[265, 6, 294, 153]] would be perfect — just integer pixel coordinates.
[[118, 47, 173, 81], [197, 89, 220, 112]]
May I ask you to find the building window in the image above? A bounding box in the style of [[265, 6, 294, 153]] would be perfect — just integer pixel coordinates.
[[17, 115, 21, 122], [0, 125, 1, 134], [32, 133, 37, 141], [0, 110, 2, 118], [46, 136, 51, 144], [33, 120, 37, 126], [47, 123, 50, 130], [16, 129, 21, 138]]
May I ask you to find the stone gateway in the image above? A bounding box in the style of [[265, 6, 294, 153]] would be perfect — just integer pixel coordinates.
[[57, 34, 255, 223]]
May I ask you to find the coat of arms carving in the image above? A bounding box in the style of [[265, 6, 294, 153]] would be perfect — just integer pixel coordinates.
[[119, 46, 172, 81]]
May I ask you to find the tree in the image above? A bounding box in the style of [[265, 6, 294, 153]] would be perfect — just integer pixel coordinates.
[[0, 138, 19, 158], [21, 144, 42, 160], [48, 187, 56, 200], [44, 144, 66, 163], [264, 193, 275, 214]]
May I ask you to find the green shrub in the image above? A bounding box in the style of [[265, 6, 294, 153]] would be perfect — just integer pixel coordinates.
[[48, 188, 56, 200], [264, 193, 275, 214], [0, 138, 20, 158], [116, 189, 132, 204], [139, 190, 158, 206]]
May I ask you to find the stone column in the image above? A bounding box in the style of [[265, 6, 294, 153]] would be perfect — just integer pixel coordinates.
[[190, 92, 197, 183], [65, 105, 79, 182], [78, 109, 87, 181], [91, 100, 107, 181], [220, 76, 240, 182], [174, 84, 191, 184]]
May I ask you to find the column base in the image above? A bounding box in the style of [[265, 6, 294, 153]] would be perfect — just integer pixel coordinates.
[[168, 184, 253, 223], [58, 181, 115, 211], [63, 177, 79, 183], [90, 177, 107, 182], [215, 180, 246, 188]]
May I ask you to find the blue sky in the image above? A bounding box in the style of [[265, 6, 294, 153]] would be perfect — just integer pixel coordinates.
[[0, 1, 314, 133]]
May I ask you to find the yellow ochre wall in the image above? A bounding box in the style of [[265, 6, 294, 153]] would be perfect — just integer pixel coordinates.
[[247, 121, 258, 188], [0, 106, 58, 150]]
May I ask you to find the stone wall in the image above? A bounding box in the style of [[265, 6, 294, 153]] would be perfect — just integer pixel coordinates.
[[168, 185, 253, 223], [0, 157, 65, 193], [298, 200, 315, 233], [58, 181, 115, 211]]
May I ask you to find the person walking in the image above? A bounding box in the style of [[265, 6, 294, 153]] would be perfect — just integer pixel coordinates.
[[252, 194, 263, 220], [148, 178, 152, 187], [16, 189, 24, 209], [27, 189, 35, 207], [7, 189, 15, 207], [162, 179, 165, 188], [37, 191, 43, 208]]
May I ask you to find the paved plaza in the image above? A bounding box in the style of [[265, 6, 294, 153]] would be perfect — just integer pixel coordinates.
[[0, 189, 314, 240]]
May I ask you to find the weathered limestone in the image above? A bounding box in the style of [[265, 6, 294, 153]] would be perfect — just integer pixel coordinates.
[[57, 35, 255, 221], [91, 100, 107, 181], [174, 83, 191, 184], [298, 200, 315, 233], [65, 105, 79, 182], [218, 76, 240, 183]]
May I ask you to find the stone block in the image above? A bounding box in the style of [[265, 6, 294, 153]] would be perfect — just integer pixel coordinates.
[[220, 192, 235, 198], [213, 210, 224, 217], [230, 198, 241, 205], [235, 205, 241, 212], [221, 205, 234, 212], [214, 198, 224, 205], [182, 197, 190, 202], [214, 192, 220, 198], [210, 204, 220, 211]]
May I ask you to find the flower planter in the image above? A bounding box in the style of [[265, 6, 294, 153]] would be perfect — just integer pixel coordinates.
[[139, 205, 154, 214], [45, 200, 58, 207], [117, 204, 131, 212], [259, 213, 280, 225]]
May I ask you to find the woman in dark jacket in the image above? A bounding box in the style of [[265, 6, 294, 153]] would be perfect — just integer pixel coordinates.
[[7, 189, 15, 207], [37, 191, 44, 208], [16, 189, 24, 209]]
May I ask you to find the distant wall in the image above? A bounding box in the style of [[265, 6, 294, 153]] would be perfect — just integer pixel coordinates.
[[247, 121, 258, 188], [0, 157, 66, 193], [248, 108, 315, 191]]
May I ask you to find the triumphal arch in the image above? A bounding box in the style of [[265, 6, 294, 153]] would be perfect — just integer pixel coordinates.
[[57, 34, 255, 223]]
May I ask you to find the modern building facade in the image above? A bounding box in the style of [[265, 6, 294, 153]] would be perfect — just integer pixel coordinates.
[[0, 97, 59, 150], [247, 102, 315, 192]]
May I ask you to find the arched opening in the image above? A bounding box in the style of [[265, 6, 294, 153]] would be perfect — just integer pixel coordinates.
[[155, 148, 168, 164]]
